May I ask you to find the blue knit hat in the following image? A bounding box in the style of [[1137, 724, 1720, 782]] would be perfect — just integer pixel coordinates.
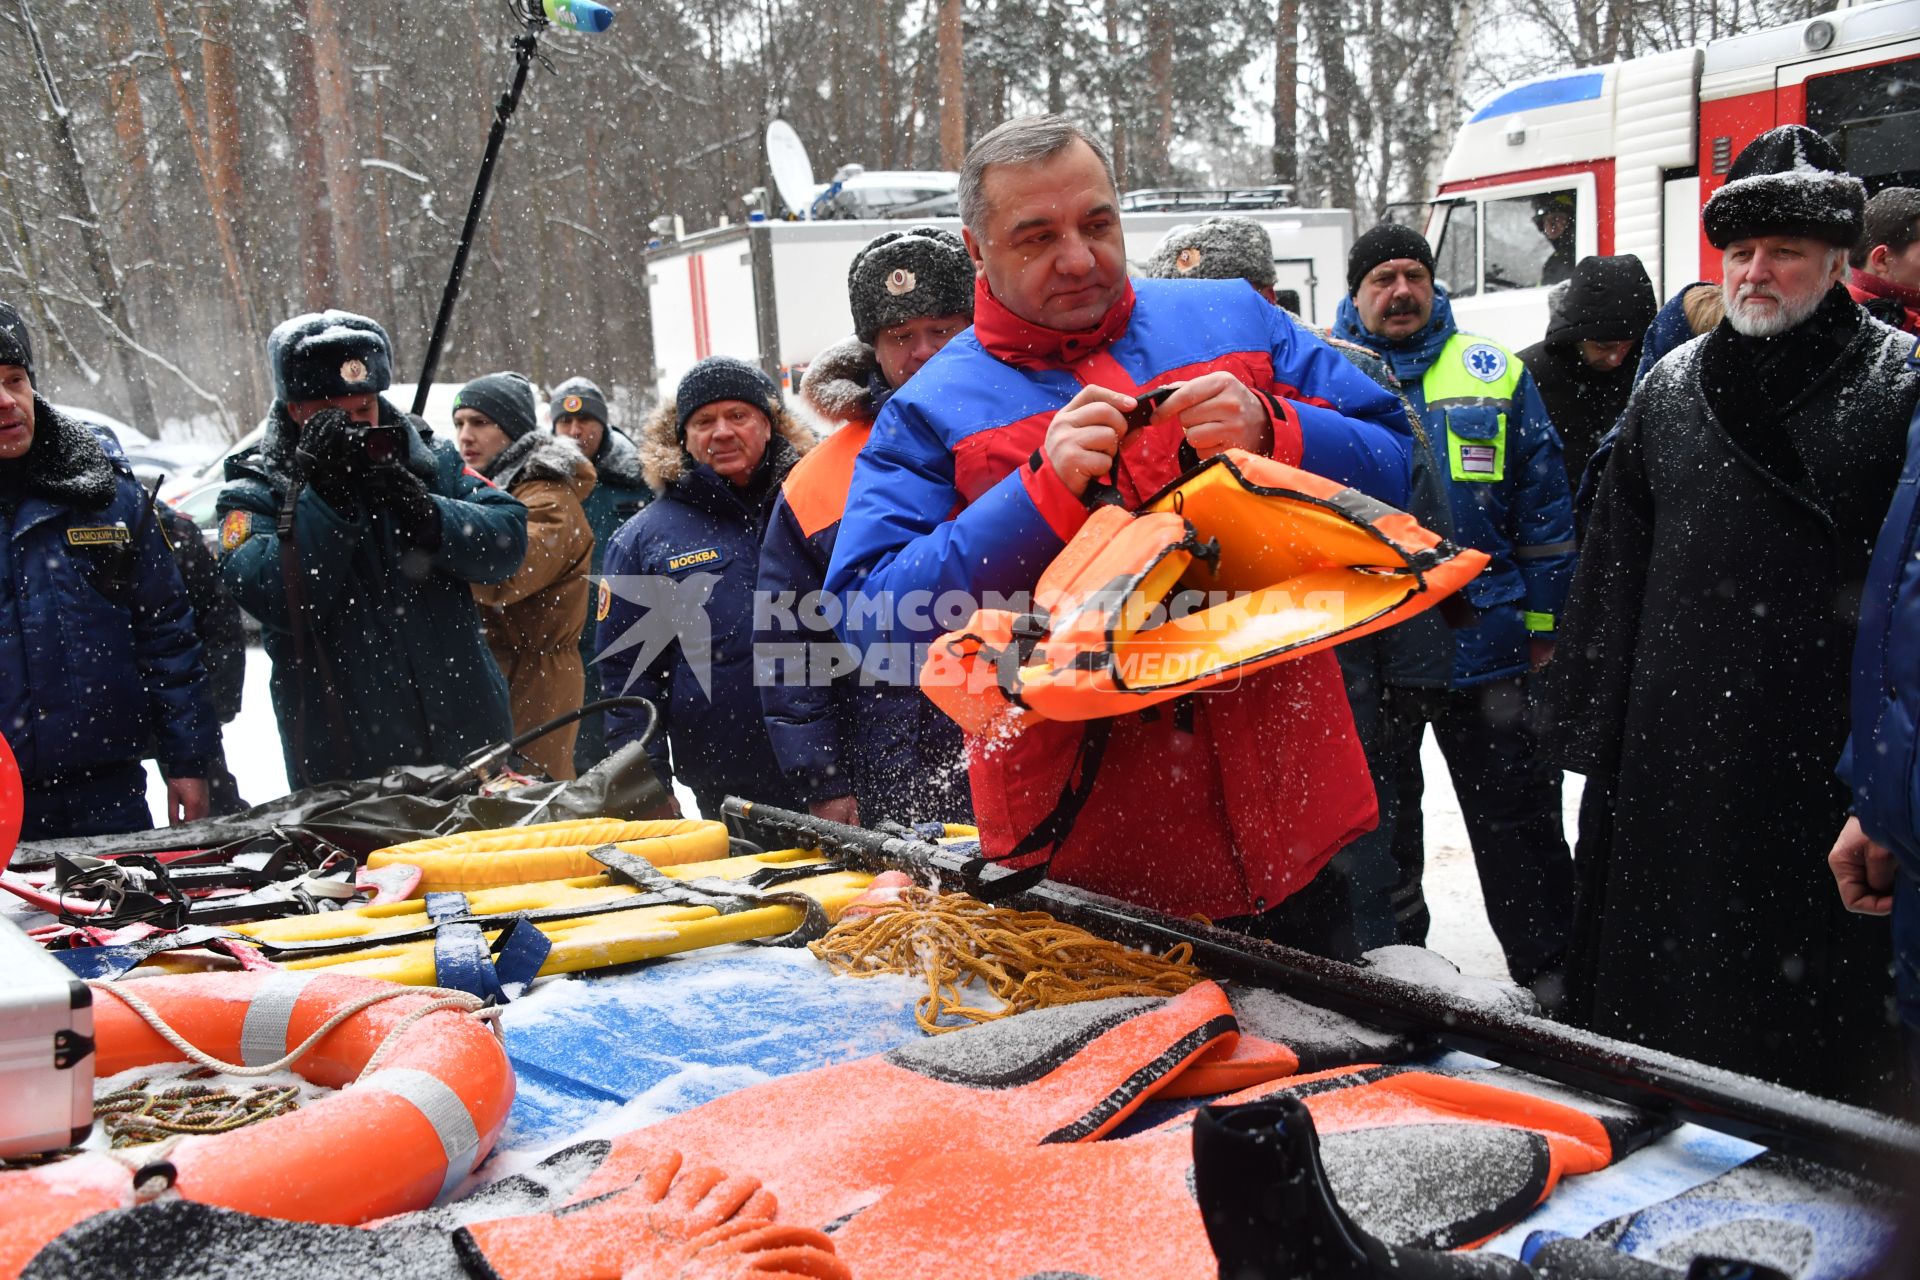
[[674, 357, 781, 440]]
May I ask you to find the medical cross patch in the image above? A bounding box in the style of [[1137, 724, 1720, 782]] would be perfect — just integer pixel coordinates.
[[1463, 343, 1507, 383]]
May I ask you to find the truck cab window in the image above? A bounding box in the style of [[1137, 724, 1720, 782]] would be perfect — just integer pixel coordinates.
[[1433, 202, 1479, 299], [1807, 56, 1920, 192], [1484, 189, 1578, 292]]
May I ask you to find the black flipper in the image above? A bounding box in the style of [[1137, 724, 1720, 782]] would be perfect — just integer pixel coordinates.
[[1192, 1095, 1532, 1280]]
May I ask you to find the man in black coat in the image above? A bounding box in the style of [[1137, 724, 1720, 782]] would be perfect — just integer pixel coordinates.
[[1544, 126, 1920, 1104], [1518, 255, 1656, 495]]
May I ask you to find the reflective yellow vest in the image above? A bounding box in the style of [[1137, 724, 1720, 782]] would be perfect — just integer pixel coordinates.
[[1422, 332, 1524, 485]]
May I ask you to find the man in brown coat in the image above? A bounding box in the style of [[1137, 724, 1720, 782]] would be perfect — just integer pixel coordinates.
[[454, 372, 596, 779]]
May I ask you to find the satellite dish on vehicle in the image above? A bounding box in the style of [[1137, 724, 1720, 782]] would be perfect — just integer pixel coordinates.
[[766, 120, 817, 219]]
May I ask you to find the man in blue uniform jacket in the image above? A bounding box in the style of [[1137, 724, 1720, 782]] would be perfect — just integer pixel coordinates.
[[0, 301, 215, 838]]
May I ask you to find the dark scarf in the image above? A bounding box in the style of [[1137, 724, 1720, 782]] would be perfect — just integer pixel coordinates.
[[1700, 284, 1862, 488], [970, 273, 1136, 370]]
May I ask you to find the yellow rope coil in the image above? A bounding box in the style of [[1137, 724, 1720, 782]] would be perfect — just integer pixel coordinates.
[[808, 886, 1201, 1034]]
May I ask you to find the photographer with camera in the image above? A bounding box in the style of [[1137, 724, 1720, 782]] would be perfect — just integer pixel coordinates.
[[216, 311, 529, 788]]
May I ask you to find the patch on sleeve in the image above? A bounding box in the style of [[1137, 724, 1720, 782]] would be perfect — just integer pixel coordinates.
[[595, 579, 612, 621], [667, 547, 721, 572], [219, 509, 253, 552], [65, 525, 131, 547]]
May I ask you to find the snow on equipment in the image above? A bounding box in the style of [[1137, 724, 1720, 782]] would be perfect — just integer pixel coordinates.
[[364, 816, 730, 891], [0, 971, 512, 1278], [730, 800, 1920, 1184], [0, 916, 93, 1160], [922, 448, 1488, 737]]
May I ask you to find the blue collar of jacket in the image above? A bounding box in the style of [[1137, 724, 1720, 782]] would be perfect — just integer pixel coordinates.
[[1332, 289, 1459, 384]]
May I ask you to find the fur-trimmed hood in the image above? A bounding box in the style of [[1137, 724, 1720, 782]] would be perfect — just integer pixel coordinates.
[[5, 395, 118, 508], [799, 336, 884, 424], [487, 430, 595, 503], [635, 395, 818, 493]]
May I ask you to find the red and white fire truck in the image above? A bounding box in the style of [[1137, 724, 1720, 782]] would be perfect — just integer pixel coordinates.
[[1423, 0, 1919, 350]]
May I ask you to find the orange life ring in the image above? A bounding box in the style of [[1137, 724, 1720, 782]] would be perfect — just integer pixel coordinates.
[[0, 971, 514, 1278]]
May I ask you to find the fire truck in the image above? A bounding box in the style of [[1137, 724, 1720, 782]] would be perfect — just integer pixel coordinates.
[[1423, 0, 1919, 350]]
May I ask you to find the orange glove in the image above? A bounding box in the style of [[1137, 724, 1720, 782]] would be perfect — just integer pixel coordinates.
[[667, 1221, 852, 1280], [454, 1150, 786, 1280]]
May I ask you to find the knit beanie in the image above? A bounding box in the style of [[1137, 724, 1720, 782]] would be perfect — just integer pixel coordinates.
[[1702, 125, 1866, 251], [267, 310, 392, 402], [550, 376, 610, 428], [1347, 223, 1436, 296], [847, 226, 975, 345], [674, 356, 782, 440], [454, 372, 539, 442], [1544, 255, 1657, 346], [0, 302, 35, 385], [1142, 217, 1277, 289]]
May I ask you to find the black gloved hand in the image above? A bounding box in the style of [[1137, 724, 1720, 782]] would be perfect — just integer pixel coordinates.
[[365, 462, 443, 552], [294, 408, 366, 516]]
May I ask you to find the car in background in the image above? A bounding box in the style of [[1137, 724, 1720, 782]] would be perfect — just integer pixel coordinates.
[[56, 404, 213, 488]]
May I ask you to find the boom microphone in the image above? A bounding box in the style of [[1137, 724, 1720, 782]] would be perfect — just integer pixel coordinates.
[[543, 0, 614, 31]]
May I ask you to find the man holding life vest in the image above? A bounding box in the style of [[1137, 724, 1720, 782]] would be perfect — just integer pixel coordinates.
[[756, 226, 975, 828], [825, 115, 1414, 948], [1332, 223, 1577, 995]]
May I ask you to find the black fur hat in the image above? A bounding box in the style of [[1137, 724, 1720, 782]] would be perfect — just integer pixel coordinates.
[[847, 226, 974, 345], [268, 310, 393, 402], [1702, 125, 1866, 250]]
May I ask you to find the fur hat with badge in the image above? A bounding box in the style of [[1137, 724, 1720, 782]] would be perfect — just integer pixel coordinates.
[[268, 310, 393, 403], [1142, 217, 1277, 290], [1702, 125, 1866, 250], [848, 226, 974, 344]]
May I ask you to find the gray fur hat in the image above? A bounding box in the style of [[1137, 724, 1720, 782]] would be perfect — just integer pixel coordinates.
[[848, 226, 974, 345], [1142, 217, 1277, 290], [268, 310, 392, 402]]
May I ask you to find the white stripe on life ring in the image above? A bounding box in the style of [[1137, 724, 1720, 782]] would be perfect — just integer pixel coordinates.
[[359, 1067, 482, 1201], [240, 972, 319, 1066]]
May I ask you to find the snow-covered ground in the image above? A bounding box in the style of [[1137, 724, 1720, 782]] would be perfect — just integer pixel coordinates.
[[148, 647, 1580, 981]]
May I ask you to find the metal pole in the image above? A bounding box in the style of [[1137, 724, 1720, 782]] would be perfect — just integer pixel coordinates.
[[413, 25, 542, 415], [725, 798, 1920, 1184]]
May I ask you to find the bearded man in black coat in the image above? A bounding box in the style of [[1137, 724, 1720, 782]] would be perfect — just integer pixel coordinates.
[[1544, 125, 1920, 1105]]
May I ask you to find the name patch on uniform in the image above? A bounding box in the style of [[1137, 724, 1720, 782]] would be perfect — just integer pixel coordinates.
[[1463, 343, 1508, 383], [66, 525, 130, 547], [596, 579, 612, 621], [1458, 445, 1499, 477], [667, 547, 721, 572], [220, 509, 253, 551]]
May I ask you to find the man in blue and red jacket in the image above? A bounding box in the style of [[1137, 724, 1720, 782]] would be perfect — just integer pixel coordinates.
[[825, 116, 1414, 947]]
